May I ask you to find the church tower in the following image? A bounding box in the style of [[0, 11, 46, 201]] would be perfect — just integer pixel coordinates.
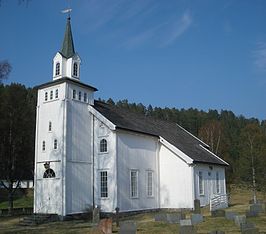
[[34, 16, 97, 217], [53, 17, 81, 81]]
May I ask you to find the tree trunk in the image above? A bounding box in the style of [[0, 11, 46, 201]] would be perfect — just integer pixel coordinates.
[[8, 182, 14, 215]]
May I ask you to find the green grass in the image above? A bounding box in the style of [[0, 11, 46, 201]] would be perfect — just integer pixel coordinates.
[[0, 186, 265, 233], [0, 189, 33, 209]]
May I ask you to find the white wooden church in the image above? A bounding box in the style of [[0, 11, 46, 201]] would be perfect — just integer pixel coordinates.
[[34, 17, 229, 217]]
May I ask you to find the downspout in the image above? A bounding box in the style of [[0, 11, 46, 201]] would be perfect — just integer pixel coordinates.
[[92, 115, 95, 208], [190, 163, 196, 209], [157, 139, 161, 209]]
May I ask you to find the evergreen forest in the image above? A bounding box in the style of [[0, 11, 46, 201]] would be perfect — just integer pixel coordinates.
[[1, 83, 266, 195]]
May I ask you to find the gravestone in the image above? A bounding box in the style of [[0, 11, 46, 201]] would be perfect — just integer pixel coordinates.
[[191, 214, 203, 225], [98, 218, 112, 234], [92, 207, 100, 224], [250, 204, 263, 213], [246, 210, 258, 218], [179, 225, 197, 234], [225, 211, 237, 220], [166, 213, 185, 224], [154, 213, 167, 222], [115, 207, 120, 227], [119, 221, 137, 234], [180, 219, 192, 226], [241, 223, 259, 234], [234, 215, 246, 227], [194, 199, 201, 214], [211, 209, 225, 217], [208, 231, 225, 234]]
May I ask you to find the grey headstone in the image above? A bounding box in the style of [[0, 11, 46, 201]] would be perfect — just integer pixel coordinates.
[[180, 219, 192, 226], [154, 213, 167, 222], [191, 214, 203, 225], [179, 225, 197, 234], [234, 215, 246, 227], [241, 222, 255, 230], [211, 209, 225, 217], [250, 204, 263, 213], [119, 221, 136, 234], [166, 213, 185, 224], [194, 199, 201, 214], [246, 210, 258, 217], [92, 207, 100, 224], [225, 211, 237, 220], [241, 227, 259, 234], [208, 231, 225, 234]]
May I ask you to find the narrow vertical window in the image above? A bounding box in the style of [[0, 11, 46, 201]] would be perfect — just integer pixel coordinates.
[[55, 62, 60, 76], [48, 121, 52, 132], [100, 171, 108, 198], [73, 90, 76, 99], [216, 172, 220, 193], [45, 92, 48, 101], [54, 139, 58, 150], [130, 170, 138, 198], [50, 90, 53, 100], [147, 171, 153, 197], [55, 89, 58, 99], [100, 139, 107, 153], [199, 171, 204, 195], [84, 93, 87, 102], [42, 141, 46, 151], [78, 91, 81, 101], [73, 62, 78, 77]]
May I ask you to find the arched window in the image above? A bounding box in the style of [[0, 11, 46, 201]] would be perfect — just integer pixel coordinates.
[[54, 139, 58, 150], [73, 62, 78, 77], [100, 139, 107, 153], [42, 141, 46, 151], [43, 168, 56, 178], [55, 63, 60, 76]]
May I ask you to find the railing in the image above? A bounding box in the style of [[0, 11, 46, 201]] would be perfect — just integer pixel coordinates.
[[210, 194, 229, 211]]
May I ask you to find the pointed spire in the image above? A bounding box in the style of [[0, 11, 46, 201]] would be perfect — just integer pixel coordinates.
[[61, 17, 75, 59]]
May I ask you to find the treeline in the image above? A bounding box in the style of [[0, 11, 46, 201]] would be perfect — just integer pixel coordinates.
[[1, 83, 266, 193], [102, 98, 266, 191]]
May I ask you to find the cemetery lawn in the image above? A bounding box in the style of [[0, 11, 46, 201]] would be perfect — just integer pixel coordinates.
[[0, 186, 265, 233]]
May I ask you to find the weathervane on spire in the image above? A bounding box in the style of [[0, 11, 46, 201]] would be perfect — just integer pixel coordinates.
[[61, 0, 72, 19]]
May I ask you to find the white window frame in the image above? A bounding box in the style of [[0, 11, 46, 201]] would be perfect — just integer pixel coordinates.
[[100, 171, 108, 198], [216, 171, 220, 194], [48, 121, 52, 132], [99, 138, 108, 153], [53, 139, 58, 150], [73, 62, 78, 77], [146, 170, 154, 197], [55, 89, 59, 99], [199, 171, 204, 196], [44, 92, 48, 101], [130, 170, 139, 198], [42, 141, 46, 152], [55, 62, 60, 76]]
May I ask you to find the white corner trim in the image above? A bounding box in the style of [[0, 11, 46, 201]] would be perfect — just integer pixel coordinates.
[[88, 105, 116, 131], [199, 144, 229, 166], [176, 123, 210, 148], [159, 137, 194, 165]]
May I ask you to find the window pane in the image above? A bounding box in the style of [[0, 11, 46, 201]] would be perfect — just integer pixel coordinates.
[[100, 171, 108, 198], [216, 172, 220, 193], [54, 139, 58, 150], [73, 90, 76, 99], [84, 93, 87, 102], [56, 63, 60, 76], [42, 141, 45, 151], [50, 90, 53, 100], [100, 139, 107, 152], [49, 121, 52, 131], [45, 92, 48, 101], [55, 89, 58, 98], [147, 171, 153, 197], [78, 91, 81, 101], [131, 170, 138, 198]]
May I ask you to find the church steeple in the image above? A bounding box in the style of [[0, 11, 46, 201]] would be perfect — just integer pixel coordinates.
[[52, 16, 81, 81], [61, 17, 75, 59]]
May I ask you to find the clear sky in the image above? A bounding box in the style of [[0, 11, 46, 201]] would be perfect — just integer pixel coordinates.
[[1, 0, 266, 120]]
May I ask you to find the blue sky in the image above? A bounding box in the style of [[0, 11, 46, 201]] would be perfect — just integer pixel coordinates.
[[1, 0, 266, 120]]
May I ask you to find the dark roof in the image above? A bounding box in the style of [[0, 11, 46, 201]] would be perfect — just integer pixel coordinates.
[[61, 17, 75, 59], [35, 77, 98, 91], [93, 101, 228, 166]]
